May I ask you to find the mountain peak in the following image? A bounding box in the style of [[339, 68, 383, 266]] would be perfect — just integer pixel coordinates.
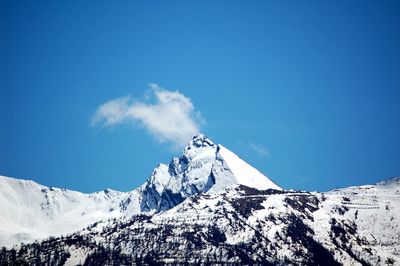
[[182, 133, 216, 160], [140, 134, 281, 212], [186, 133, 215, 148]]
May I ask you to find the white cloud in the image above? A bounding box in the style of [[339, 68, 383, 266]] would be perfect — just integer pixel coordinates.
[[91, 96, 132, 127], [91, 84, 204, 148], [249, 142, 270, 157]]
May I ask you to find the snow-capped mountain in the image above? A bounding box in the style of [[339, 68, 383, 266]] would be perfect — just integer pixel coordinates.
[[139, 134, 280, 212], [0, 175, 131, 248], [1, 177, 399, 265], [0, 134, 280, 248], [0, 134, 399, 265]]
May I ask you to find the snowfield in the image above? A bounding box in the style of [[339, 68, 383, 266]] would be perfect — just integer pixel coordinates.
[[0, 134, 398, 265], [0, 134, 280, 248]]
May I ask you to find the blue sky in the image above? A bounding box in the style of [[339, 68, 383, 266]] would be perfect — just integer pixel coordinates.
[[1, 1, 399, 193]]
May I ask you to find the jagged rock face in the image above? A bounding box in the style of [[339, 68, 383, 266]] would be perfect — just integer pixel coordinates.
[[139, 134, 281, 212], [1, 134, 399, 265], [0, 134, 280, 247], [139, 134, 218, 212], [2, 182, 399, 265]]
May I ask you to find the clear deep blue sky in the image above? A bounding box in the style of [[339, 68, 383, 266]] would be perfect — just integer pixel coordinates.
[[1, 1, 399, 193]]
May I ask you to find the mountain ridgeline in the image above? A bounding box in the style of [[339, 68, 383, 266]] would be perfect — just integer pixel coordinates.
[[0, 134, 399, 265]]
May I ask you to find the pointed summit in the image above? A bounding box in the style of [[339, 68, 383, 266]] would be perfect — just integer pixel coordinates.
[[139, 133, 281, 212], [187, 133, 215, 148], [183, 133, 216, 159]]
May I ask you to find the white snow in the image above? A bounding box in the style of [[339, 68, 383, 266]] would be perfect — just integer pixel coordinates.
[[148, 163, 171, 194], [218, 145, 281, 190], [0, 134, 283, 247], [0, 175, 141, 247], [2, 132, 398, 265]]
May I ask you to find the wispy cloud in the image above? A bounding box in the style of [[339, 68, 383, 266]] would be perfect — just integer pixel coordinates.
[[91, 84, 205, 149], [249, 142, 270, 157]]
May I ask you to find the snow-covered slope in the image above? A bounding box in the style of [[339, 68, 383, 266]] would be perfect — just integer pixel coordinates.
[[218, 144, 280, 190], [323, 176, 400, 262], [3, 179, 399, 265], [0, 175, 140, 247], [0, 134, 280, 247], [139, 134, 281, 212], [1, 133, 398, 264]]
